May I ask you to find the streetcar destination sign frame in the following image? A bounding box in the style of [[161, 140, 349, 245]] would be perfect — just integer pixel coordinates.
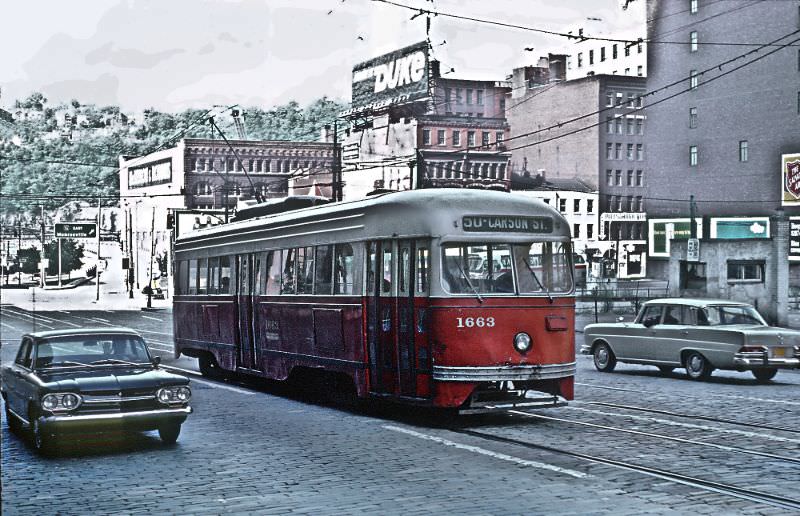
[[462, 215, 553, 233], [55, 223, 97, 238]]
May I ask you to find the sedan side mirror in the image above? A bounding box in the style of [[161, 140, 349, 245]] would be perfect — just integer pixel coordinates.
[[152, 356, 161, 367]]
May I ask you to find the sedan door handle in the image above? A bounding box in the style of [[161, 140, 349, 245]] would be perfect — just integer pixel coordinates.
[[681, 331, 689, 335]]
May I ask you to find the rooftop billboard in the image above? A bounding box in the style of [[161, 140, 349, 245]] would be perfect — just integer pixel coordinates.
[[350, 41, 429, 113]]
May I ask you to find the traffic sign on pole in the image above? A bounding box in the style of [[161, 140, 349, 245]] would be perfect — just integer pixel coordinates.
[[55, 223, 97, 238]]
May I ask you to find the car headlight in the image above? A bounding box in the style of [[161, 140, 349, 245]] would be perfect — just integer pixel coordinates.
[[41, 393, 83, 412], [157, 386, 192, 405], [514, 332, 532, 354]]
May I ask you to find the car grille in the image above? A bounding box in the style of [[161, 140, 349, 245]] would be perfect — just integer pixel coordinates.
[[78, 389, 159, 414]]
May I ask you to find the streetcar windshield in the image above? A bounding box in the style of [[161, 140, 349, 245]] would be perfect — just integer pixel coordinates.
[[442, 242, 573, 295]]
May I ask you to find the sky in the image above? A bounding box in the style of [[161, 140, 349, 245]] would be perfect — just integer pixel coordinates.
[[0, 0, 645, 113]]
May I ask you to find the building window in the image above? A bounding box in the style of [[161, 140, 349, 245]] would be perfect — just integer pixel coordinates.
[[681, 261, 706, 289], [606, 91, 614, 107], [615, 169, 623, 186], [612, 44, 618, 59], [589, 49, 594, 65], [615, 143, 623, 160], [690, 69, 699, 89], [496, 132, 504, 148], [636, 169, 643, 186], [452, 130, 461, 147], [600, 47, 606, 62], [627, 93, 636, 108], [423, 129, 431, 145], [727, 261, 764, 282], [616, 117, 623, 134], [606, 169, 614, 186], [625, 45, 631, 57], [573, 224, 581, 239], [616, 93, 624, 106], [636, 96, 644, 108], [637, 42, 643, 54], [690, 31, 698, 52], [574, 199, 581, 213], [627, 170, 634, 186], [627, 118, 634, 135], [587, 199, 594, 213], [624, 67, 630, 75], [607, 116, 614, 133], [739, 140, 749, 162], [577, 52, 583, 67], [636, 118, 644, 135], [627, 144, 634, 161], [637, 196, 644, 212], [617, 197, 624, 212], [689, 107, 698, 128], [455, 88, 463, 105], [636, 144, 644, 161], [466, 89, 473, 105], [587, 224, 594, 239], [482, 131, 490, 148], [467, 131, 476, 146], [606, 143, 614, 160], [559, 198, 567, 213], [476, 90, 484, 105], [437, 129, 446, 146], [690, 0, 698, 14], [690, 145, 698, 166]]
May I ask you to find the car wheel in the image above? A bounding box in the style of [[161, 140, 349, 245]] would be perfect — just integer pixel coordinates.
[[593, 342, 617, 372], [752, 368, 778, 383], [657, 366, 674, 374], [158, 423, 181, 444], [31, 417, 55, 455], [199, 354, 223, 379], [684, 351, 712, 380]]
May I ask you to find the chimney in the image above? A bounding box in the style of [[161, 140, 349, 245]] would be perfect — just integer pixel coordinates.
[[321, 124, 332, 143]]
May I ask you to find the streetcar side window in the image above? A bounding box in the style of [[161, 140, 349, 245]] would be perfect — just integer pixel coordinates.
[[334, 243, 355, 295], [254, 253, 264, 295], [281, 248, 296, 294], [188, 259, 198, 295], [297, 246, 314, 294], [381, 242, 393, 295], [416, 245, 429, 295], [208, 257, 220, 294], [315, 245, 334, 295], [266, 250, 281, 295], [219, 256, 231, 294], [198, 257, 208, 295], [176, 260, 188, 295]]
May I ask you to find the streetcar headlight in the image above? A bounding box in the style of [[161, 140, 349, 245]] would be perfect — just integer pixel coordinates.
[[157, 386, 192, 404], [41, 393, 82, 412], [514, 332, 532, 354]]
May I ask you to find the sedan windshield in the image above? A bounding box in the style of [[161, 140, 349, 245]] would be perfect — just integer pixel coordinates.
[[34, 335, 151, 369], [442, 242, 573, 295], [700, 305, 766, 326]]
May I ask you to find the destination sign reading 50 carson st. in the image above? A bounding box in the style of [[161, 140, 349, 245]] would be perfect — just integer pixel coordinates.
[[462, 215, 553, 233]]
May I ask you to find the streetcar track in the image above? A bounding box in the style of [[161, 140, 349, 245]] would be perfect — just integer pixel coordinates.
[[577, 381, 800, 406], [450, 425, 800, 511], [512, 410, 800, 465], [580, 400, 800, 435]]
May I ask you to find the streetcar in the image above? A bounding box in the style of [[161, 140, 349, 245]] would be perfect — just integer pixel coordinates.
[[172, 189, 576, 413]]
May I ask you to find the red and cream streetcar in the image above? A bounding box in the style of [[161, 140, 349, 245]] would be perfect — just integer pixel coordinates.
[[173, 189, 576, 412]]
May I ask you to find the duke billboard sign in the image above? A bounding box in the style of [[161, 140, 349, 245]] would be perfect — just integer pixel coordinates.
[[349, 41, 429, 113], [55, 223, 97, 239]]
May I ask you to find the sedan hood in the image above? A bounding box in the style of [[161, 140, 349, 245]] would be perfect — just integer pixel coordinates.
[[37, 367, 189, 393]]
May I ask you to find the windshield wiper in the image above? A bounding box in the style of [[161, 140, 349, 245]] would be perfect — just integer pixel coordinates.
[[454, 260, 483, 303], [42, 360, 93, 369], [523, 259, 553, 303], [90, 358, 145, 366]]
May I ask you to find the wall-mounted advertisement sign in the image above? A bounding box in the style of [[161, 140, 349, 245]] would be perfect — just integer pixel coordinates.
[[128, 158, 172, 189], [709, 217, 770, 239], [599, 212, 647, 240], [617, 240, 647, 279], [349, 41, 429, 113], [790, 217, 800, 262], [782, 153, 800, 207], [648, 218, 703, 258], [174, 210, 226, 238]]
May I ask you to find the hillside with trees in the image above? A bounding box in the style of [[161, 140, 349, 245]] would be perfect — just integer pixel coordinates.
[[0, 93, 347, 219]]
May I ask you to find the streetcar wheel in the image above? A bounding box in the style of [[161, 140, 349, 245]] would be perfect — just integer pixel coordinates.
[[198, 354, 223, 379], [684, 351, 712, 380], [158, 423, 181, 444], [752, 368, 777, 383], [657, 366, 674, 375], [593, 343, 616, 372]]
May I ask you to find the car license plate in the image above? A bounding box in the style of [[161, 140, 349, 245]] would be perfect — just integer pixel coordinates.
[[772, 348, 786, 358]]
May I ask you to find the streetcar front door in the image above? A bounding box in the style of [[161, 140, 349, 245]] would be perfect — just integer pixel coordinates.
[[366, 240, 397, 395], [235, 253, 260, 371], [397, 240, 416, 397]]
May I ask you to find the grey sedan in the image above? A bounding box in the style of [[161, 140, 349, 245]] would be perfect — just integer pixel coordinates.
[[581, 299, 800, 382]]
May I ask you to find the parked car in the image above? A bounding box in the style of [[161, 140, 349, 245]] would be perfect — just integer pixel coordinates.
[[1, 328, 191, 454], [582, 298, 800, 382]]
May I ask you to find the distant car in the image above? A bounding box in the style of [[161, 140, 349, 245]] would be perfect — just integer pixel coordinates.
[[1, 328, 191, 454], [582, 298, 800, 382]]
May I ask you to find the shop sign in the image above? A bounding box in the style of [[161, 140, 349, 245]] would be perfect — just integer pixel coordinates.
[[790, 217, 800, 262], [782, 153, 800, 206], [648, 218, 703, 258], [709, 217, 769, 239]]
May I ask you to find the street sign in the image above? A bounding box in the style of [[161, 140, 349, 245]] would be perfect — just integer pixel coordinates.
[[55, 223, 97, 238], [687, 238, 700, 262]]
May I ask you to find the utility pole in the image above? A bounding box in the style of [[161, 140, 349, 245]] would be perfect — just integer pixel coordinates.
[[147, 206, 155, 308], [17, 218, 21, 285], [128, 208, 134, 299], [40, 205, 45, 289], [689, 194, 697, 238], [96, 197, 101, 302], [332, 119, 342, 201]]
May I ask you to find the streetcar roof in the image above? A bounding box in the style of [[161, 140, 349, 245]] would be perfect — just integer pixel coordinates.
[[175, 189, 570, 252]]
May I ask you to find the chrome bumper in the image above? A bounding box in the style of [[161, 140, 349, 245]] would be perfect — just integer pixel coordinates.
[[40, 407, 192, 433], [433, 362, 576, 382], [733, 353, 800, 369]]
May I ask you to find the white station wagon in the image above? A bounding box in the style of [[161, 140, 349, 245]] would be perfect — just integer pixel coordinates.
[[582, 298, 800, 382]]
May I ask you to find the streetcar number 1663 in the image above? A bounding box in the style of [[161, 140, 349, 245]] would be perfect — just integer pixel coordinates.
[[456, 317, 496, 328]]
